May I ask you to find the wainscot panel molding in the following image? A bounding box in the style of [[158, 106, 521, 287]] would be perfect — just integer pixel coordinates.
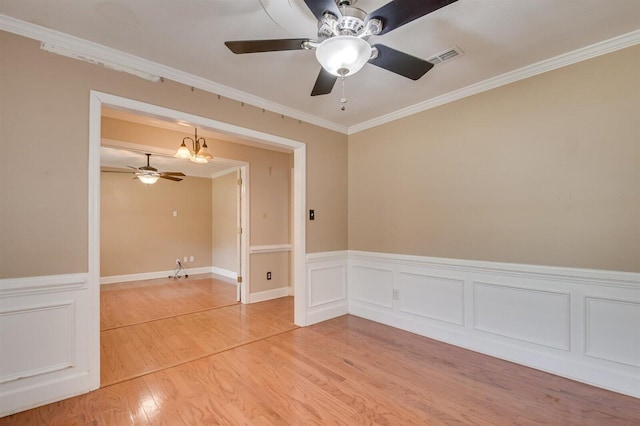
[[0, 273, 93, 417], [306, 251, 349, 325], [0, 273, 88, 297], [346, 251, 640, 398], [100, 267, 214, 285], [584, 297, 640, 368], [249, 244, 292, 254], [472, 282, 571, 350]]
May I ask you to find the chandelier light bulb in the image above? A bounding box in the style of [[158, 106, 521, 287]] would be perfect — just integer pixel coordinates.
[[174, 141, 192, 159]]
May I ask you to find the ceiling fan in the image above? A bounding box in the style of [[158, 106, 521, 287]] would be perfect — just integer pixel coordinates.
[[225, 0, 458, 96], [102, 153, 186, 185]]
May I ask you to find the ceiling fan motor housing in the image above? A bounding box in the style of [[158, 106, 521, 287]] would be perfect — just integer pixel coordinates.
[[318, 6, 380, 39]]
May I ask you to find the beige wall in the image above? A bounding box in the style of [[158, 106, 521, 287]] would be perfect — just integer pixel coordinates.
[[101, 172, 212, 276], [250, 252, 290, 293], [0, 31, 347, 279], [212, 172, 238, 274], [2, 28, 637, 279], [349, 45, 640, 272]]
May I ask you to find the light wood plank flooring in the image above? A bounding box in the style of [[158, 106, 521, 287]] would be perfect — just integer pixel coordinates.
[[2, 313, 638, 424], [101, 275, 238, 330], [100, 274, 296, 386], [101, 297, 296, 386]]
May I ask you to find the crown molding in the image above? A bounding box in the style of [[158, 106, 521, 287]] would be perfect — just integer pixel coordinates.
[[0, 14, 348, 134], [347, 29, 640, 134]]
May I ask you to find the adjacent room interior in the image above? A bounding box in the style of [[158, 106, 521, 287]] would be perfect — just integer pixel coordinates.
[[98, 109, 297, 386]]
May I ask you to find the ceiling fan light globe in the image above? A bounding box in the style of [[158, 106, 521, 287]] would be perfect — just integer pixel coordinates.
[[137, 174, 160, 184], [315, 35, 371, 76]]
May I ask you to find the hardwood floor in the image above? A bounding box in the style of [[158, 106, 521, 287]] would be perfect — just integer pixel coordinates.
[[2, 313, 638, 424], [100, 274, 296, 386], [101, 297, 296, 386], [100, 275, 238, 330]]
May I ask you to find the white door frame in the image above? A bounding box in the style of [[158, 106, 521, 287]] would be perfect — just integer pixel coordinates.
[[89, 90, 307, 390], [236, 168, 243, 302]]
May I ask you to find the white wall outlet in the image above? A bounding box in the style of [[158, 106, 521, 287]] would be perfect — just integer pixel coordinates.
[[183, 256, 188, 263], [173, 211, 177, 217], [190, 256, 194, 262]]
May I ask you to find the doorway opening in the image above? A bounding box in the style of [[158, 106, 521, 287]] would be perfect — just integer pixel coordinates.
[[88, 91, 307, 390]]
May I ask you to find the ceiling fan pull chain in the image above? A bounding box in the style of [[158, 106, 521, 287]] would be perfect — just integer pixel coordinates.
[[340, 75, 348, 111]]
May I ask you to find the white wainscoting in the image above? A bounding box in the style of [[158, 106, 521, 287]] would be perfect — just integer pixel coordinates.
[[0, 273, 94, 417], [306, 251, 348, 325], [585, 297, 640, 367], [347, 251, 640, 398], [399, 271, 464, 326], [473, 282, 571, 350]]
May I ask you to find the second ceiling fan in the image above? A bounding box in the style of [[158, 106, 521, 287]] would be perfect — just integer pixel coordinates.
[[225, 0, 458, 96], [102, 153, 185, 185]]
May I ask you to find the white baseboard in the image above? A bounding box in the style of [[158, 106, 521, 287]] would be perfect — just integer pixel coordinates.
[[347, 250, 640, 398], [305, 301, 348, 325], [100, 266, 213, 285], [248, 286, 291, 303], [211, 266, 238, 281]]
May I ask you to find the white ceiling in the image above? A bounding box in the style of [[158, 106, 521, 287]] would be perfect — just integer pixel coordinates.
[[1, 0, 640, 133]]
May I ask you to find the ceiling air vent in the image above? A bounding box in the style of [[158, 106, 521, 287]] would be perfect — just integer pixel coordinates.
[[427, 46, 464, 66]]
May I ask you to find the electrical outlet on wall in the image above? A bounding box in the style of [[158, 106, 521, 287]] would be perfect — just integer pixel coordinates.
[[267, 272, 272, 280], [183, 256, 188, 263], [393, 289, 400, 301], [190, 256, 194, 262]]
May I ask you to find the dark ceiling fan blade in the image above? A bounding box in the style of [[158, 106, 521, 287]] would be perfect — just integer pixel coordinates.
[[161, 172, 186, 177], [126, 165, 139, 170], [225, 39, 311, 54], [367, 0, 458, 35], [311, 68, 338, 96], [160, 175, 183, 182], [369, 44, 434, 80], [303, 0, 342, 20]]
